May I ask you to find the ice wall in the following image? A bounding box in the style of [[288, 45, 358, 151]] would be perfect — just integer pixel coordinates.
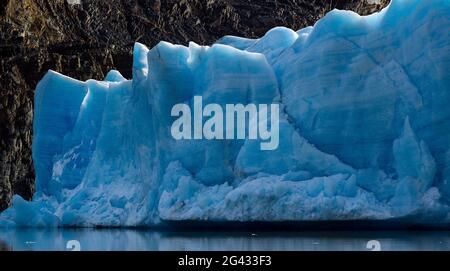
[[1, 0, 450, 227]]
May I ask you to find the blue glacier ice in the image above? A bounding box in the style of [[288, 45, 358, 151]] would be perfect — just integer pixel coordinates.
[[1, 0, 450, 228]]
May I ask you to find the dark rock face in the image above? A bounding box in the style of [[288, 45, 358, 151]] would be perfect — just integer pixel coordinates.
[[0, 0, 389, 211]]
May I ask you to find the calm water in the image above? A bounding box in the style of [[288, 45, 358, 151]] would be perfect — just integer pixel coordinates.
[[0, 229, 449, 251]]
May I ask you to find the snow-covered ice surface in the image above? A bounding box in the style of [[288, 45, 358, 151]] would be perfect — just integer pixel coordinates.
[[1, 0, 450, 228]]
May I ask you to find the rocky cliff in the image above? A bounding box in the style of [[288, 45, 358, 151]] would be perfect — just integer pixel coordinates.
[[0, 0, 389, 211]]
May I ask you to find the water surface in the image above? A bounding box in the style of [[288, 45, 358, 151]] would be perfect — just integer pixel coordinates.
[[0, 229, 449, 251]]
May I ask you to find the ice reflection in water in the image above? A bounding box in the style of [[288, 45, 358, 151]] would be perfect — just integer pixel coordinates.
[[0, 229, 449, 251]]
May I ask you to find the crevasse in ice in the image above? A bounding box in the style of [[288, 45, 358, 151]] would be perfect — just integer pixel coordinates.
[[1, 0, 450, 227]]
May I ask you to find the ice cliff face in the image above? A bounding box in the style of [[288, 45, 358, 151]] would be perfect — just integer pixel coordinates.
[[1, 0, 450, 227], [0, 0, 389, 212]]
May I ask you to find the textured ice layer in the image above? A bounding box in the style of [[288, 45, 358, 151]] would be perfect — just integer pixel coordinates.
[[1, 0, 450, 227]]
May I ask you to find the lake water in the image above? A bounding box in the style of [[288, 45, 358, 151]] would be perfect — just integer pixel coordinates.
[[0, 229, 449, 251]]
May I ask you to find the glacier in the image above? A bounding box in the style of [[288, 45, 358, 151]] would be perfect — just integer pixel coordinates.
[[1, 0, 450, 228]]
